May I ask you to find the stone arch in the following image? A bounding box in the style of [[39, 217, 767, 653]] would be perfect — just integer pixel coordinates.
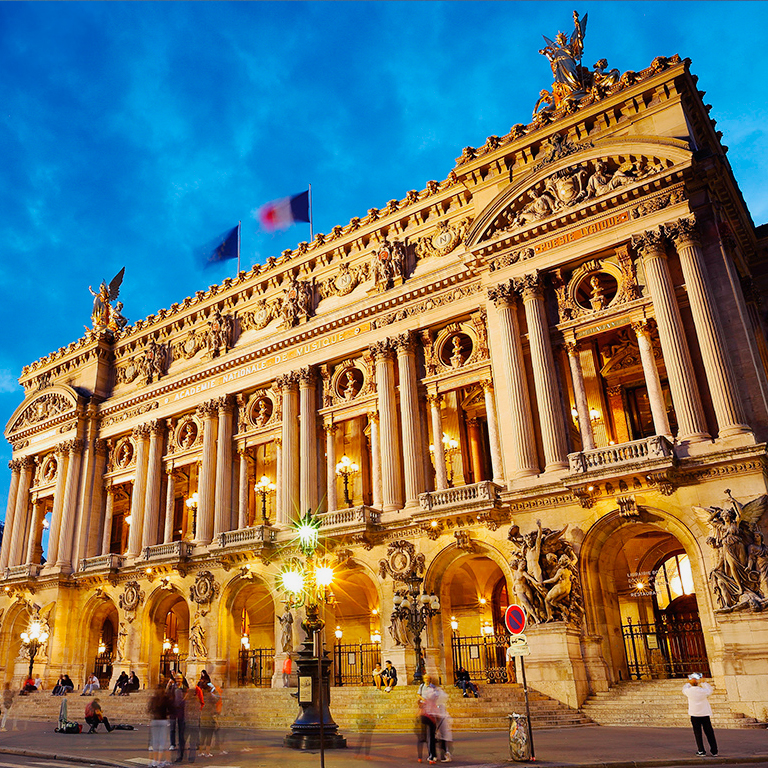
[[77, 593, 120, 689], [328, 558, 383, 644], [217, 573, 277, 687], [464, 136, 692, 248], [4, 383, 81, 439], [0, 600, 35, 686], [579, 504, 714, 683], [142, 585, 191, 687]]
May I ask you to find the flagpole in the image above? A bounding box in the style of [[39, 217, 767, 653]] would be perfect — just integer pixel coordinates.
[[237, 220, 241, 276], [309, 183, 314, 241]]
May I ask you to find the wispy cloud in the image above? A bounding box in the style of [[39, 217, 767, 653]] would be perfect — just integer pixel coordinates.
[[0, 371, 20, 394]]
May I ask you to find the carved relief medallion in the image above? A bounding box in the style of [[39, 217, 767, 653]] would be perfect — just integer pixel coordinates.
[[379, 540, 425, 582], [119, 581, 145, 614], [190, 570, 220, 605]]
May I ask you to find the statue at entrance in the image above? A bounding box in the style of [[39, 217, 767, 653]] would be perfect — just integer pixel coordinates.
[[279, 606, 294, 653], [116, 621, 128, 662], [190, 612, 208, 658], [695, 490, 768, 612]]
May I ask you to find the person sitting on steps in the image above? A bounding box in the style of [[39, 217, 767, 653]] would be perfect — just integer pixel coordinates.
[[454, 666, 479, 698]]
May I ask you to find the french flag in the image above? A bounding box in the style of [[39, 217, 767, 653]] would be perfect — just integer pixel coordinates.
[[256, 190, 311, 232]]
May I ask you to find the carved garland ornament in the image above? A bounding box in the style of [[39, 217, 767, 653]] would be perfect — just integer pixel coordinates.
[[190, 570, 220, 605], [378, 540, 425, 582]]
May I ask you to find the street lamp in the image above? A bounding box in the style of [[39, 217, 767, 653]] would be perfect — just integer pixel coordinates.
[[281, 509, 346, 755], [254, 475, 276, 525], [450, 616, 459, 634], [334, 455, 359, 508], [390, 575, 441, 684], [20, 620, 49, 680], [185, 492, 199, 537]]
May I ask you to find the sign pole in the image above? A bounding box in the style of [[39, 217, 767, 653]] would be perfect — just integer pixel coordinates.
[[519, 655, 535, 761]]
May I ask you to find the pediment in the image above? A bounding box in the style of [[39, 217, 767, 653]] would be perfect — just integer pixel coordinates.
[[465, 136, 692, 249], [5, 384, 81, 438]]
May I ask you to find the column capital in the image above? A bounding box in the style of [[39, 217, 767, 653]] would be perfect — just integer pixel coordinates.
[[298, 366, 316, 387], [664, 215, 700, 249], [275, 372, 299, 390], [148, 418, 165, 436], [487, 281, 517, 308], [196, 399, 219, 419], [273, 435, 283, 448], [426, 391, 443, 406], [631, 227, 666, 259], [606, 384, 624, 397], [213, 394, 235, 413], [323, 421, 338, 434], [19, 455, 36, 470], [132, 423, 151, 439], [563, 340, 581, 357], [8, 459, 22, 473], [392, 330, 416, 354], [369, 339, 395, 361], [367, 410, 380, 425], [94, 438, 109, 455], [631, 318, 652, 338], [480, 378, 494, 393], [515, 271, 544, 301], [105, 483, 116, 497], [62, 438, 84, 455]]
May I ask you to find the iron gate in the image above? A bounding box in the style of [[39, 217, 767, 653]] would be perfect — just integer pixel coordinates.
[[93, 651, 113, 689], [238, 647, 275, 687], [333, 642, 381, 686], [623, 613, 710, 679], [159, 650, 186, 682], [450, 634, 511, 684]]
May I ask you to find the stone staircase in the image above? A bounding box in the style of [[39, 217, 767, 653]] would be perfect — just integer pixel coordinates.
[[580, 679, 765, 729], [11, 683, 594, 732]]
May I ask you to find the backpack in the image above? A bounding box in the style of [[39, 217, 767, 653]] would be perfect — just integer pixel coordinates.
[[56, 721, 82, 734]]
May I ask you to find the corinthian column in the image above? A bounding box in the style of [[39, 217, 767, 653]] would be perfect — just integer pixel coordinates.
[[101, 485, 115, 555], [665, 215, 750, 438], [237, 447, 249, 530], [481, 380, 504, 483], [299, 367, 318, 515], [46, 446, 68, 566], [141, 420, 164, 549], [632, 228, 709, 442], [427, 393, 448, 490], [8, 456, 34, 568], [278, 374, 300, 524], [163, 466, 176, 543], [368, 412, 383, 510], [25, 495, 42, 566], [56, 439, 84, 569], [394, 331, 425, 507], [214, 396, 234, 536], [0, 460, 22, 569], [487, 283, 539, 477], [195, 401, 218, 544], [564, 342, 595, 451], [632, 320, 671, 438], [371, 340, 404, 512], [516, 273, 568, 471], [324, 422, 338, 512], [127, 427, 150, 557]]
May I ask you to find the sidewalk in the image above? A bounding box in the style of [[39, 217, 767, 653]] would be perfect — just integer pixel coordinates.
[[0, 719, 765, 767]]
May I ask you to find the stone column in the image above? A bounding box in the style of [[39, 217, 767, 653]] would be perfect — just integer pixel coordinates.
[[141, 420, 164, 550], [564, 341, 595, 451], [8, 456, 34, 568], [274, 436, 283, 523], [466, 418, 484, 483], [101, 485, 115, 555], [394, 331, 425, 507], [632, 320, 671, 438], [127, 426, 150, 557], [278, 374, 300, 524], [299, 367, 318, 515], [82, 438, 109, 560], [214, 396, 234, 536], [0, 460, 22, 569], [195, 401, 218, 544], [517, 273, 568, 471], [487, 284, 539, 477], [46, 445, 68, 566], [632, 228, 709, 442], [665, 216, 750, 438], [56, 439, 84, 569], [481, 380, 504, 484], [25, 495, 42, 566], [324, 423, 338, 512], [368, 412, 383, 510], [371, 340, 404, 512], [427, 393, 449, 490], [237, 446, 249, 530], [163, 466, 176, 544]]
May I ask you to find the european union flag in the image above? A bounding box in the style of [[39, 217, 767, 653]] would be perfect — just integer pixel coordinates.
[[200, 224, 240, 269]]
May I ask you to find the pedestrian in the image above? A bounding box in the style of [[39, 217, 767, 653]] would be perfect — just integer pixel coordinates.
[[282, 655, 292, 688], [419, 675, 439, 764], [147, 682, 171, 768], [197, 674, 217, 758], [382, 660, 398, 692], [505, 641, 517, 683], [84, 698, 113, 733], [436, 683, 453, 762], [683, 673, 718, 757], [0, 683, 15, 731]]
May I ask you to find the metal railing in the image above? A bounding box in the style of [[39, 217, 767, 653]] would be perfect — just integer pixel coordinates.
[[450, 633, 513, 684], [237, 647, 275, 687], [568, 435, 674, 474], [622, 613, 710, 680], [332, 642, 382, 686]]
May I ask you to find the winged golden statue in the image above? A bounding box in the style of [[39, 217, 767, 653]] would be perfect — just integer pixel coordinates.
[[88, 267, 125, 331], [694, 490, 768, 611]]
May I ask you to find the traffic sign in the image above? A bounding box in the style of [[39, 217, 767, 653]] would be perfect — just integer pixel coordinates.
[[507, 634, 531, 657], [504, 604, 527, 635]]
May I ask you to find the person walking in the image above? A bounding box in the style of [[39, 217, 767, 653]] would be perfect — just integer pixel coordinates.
[[147, 682, 171, 768], [683, 673, 718, 757], [436, 683, 454, 763], [197, 675, 218, 758], [1, 683, 15, 731], [419, 675, 439, 764]]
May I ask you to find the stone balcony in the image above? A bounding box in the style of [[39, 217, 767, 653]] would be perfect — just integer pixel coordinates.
[[79, 553, 125, 573], [3, 563, 42, 581], [319, 506, 381, 536], [142, 540, 193, 563], [213, 525, 276, 552], [418, 480, 501, 515], [567, 435, 674, 475]]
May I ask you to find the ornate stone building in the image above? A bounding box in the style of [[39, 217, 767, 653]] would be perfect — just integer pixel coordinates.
[[3, 23, 768, 721]]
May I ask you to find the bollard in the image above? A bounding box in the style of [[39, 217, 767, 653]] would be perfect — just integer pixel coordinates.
[[508, 712, 532, 762]]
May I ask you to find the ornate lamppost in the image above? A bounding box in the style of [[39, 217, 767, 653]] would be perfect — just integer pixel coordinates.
[[254, 475, 276, 525], [185, 491, 199, 538], [280, 510, 346, 756], [334, 455, 359, 508], [20, 620, 49, 680], [391, 574, 441, 684]]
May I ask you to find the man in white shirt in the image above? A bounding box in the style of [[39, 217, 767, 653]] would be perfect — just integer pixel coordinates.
[[682, 673, 718, 757]]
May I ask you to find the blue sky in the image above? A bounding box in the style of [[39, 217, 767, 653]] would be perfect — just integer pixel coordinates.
[[1, 1, 767, 514]]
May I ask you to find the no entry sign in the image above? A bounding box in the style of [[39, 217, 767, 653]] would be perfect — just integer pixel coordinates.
[[504, 604, 527, 635]]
